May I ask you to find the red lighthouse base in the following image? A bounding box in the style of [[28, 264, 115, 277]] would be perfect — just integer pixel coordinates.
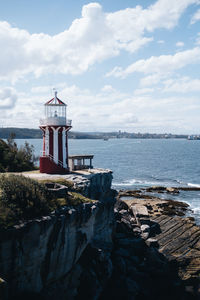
[[40, 157, 69, 174]]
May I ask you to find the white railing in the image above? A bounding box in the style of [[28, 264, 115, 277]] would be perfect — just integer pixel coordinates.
[[40, 117, 72, 126], [41, 152, 64, 168], [66, 119, 72, 126], [48, 154, 63, 168]]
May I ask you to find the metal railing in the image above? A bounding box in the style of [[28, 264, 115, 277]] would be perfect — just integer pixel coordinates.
[[48, 154, 64, 168], [39, 117, 72, 126], [41, 152, 64, 168]]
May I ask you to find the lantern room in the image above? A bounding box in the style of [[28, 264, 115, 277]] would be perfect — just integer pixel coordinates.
[[40, 91, 71, 127]]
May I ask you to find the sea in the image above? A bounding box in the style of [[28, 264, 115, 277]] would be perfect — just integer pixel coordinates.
[[15, 138, 200, 224]]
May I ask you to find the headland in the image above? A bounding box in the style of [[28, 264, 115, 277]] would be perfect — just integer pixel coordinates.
[[0, 169, 200, 299]]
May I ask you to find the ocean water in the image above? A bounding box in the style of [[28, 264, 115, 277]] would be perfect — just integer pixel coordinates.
[[15, 138, 200, 223]]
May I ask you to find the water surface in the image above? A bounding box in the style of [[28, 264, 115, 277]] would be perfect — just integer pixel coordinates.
[[15, 138, 200, 223]]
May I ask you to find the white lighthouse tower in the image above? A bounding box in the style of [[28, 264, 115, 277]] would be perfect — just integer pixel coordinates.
[[39, 91, 72, 174]]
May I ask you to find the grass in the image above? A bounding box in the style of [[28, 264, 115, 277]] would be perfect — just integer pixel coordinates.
[[56, 192, 96, 207], [37, 178, 74, 189]]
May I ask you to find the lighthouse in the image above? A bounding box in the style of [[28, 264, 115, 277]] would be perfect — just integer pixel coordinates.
[[39, 91, 72, 174]]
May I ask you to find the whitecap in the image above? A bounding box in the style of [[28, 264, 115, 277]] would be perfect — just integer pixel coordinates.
[[187, 183, 200, 188], [192, 207, 200, 214]]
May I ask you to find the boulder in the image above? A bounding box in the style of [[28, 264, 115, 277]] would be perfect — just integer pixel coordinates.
[[166, 187, 179, 194], [141, 224, 150, 233], [131, 205, 149, 219], [145, 238, 159, 248]]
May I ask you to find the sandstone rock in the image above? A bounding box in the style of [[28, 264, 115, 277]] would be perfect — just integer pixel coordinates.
[[112, 255, 126, 273], [141, 224, 150, 233], [133, 226, 142, 237], [166, 187, 179, 193], [119, 209, 128, 214], [131, 204, 149, 219], [146, 186, 166, 192], [141, 232, 150, 240], [145, 238, 159, 248], [114, 248, 131, 259], [125, 278, 139, 295]]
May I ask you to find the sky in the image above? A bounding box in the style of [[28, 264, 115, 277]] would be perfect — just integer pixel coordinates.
[[0, 0, 200, 133]]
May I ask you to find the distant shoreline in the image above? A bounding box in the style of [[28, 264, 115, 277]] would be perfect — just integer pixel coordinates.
[[0, 127, 192, 140]]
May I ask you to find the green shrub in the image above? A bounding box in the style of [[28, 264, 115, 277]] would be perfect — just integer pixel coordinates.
[[0, 175, 95, 228], [0, 137, 36, 172], [0, 175, 58, 228], [66, 192, 95, 206]]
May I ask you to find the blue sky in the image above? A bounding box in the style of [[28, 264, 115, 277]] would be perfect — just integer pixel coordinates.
[[0, 0, 200, 133]]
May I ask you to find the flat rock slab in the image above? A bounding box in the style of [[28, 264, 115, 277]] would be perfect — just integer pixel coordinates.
[[148, 211, 200, 281], [119, 192, 200, 282], [131, 205, 149, 218]]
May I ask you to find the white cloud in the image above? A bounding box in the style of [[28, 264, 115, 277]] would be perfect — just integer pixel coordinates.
[[157, 40, 165, 44], [101, 85, 116, 93], [163, 76, 200, 93], [134, 88, 154, 95], [176, 41, 184, 47], [0, 87, 17, 109], [140, 74, 163, 87], [191, 8, 200, 24], [0, 0, 199, 81], [1, 83, 200, 133], [107, 47, 200, 78]]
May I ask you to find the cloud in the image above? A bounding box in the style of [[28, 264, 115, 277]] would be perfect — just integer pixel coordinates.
[[106, 47, 200, 78], [0, 0, 199, 81], [0, 87, 17, 109], [1, 82, 200, 133], [176, 41, 184, 47], [191, 8, 200, 24], [163, 76, 200, 93], [101, 85, 116, 93], [157, 40, 165, 44], [134, 88, 155, 95]]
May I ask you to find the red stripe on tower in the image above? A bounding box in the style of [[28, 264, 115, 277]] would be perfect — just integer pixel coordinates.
[[58, 127, 63, 163], [49, 127, 53, 157]]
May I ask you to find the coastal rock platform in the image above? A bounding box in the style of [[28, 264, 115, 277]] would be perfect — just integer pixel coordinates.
[[115, 188, 200, 298]]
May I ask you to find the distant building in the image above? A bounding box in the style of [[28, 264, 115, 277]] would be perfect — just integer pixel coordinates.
[[188, 135, 200, 140]]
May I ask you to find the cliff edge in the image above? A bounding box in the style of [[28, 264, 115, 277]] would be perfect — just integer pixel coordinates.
[[0, 169, 115, 300]]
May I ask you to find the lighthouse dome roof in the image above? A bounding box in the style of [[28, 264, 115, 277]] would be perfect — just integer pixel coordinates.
[[45, 91, 66, 106]]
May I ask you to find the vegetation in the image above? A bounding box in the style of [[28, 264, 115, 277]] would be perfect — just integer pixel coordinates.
[[0, 135, 36, 172], [0, 175, 59, 228], [57, 192, 95, 207], [0, 175, 95, 228], [38, 178, 74, 189]]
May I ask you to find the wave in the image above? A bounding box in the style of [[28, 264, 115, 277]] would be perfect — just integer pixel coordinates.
[[187, 183, 200, 188], [113, 178, 169, 187], [192, 207, 200, 214], [113, 178, 200, 189]]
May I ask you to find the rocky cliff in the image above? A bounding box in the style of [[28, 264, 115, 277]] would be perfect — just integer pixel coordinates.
[[0, 169, 115, 300], [1, 170, 200, 300]]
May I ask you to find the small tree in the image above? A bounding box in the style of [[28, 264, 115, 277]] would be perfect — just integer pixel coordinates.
[[0, 136, 36, 172]]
